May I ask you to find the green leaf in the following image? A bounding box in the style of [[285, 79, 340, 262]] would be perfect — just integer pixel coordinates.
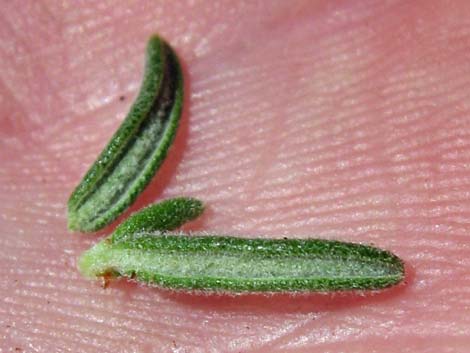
[[68, 35, 184, 232], [79, 233, 405, 292], [112, 197, 204, 242]]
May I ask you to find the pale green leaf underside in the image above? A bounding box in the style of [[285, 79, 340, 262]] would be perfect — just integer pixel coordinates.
[[68, 35, 183, 232], [79, 233, 405, 292]]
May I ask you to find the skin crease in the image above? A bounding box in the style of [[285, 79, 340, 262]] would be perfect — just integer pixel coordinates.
[[1, 0, 470, 351]]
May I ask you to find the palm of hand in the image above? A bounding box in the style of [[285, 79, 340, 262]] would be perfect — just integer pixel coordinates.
[[1, 1, 468, 352]]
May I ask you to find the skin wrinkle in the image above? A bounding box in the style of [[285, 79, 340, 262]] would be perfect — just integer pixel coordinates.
[[2, 0, 470, 352]]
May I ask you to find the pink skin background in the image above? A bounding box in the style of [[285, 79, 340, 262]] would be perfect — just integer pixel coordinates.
[[1, 0, 470, 352]]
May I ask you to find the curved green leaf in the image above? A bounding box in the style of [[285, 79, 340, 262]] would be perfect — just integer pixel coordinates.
[[68, 35, 184, 232]]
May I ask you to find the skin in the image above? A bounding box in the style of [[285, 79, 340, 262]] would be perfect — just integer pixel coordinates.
[[1, 0, 469, 352]]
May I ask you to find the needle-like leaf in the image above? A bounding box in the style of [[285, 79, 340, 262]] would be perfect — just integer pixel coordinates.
[[112, 197, 204, 242], [68, 35, 183, 232], [80, 232, 405, 293]]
